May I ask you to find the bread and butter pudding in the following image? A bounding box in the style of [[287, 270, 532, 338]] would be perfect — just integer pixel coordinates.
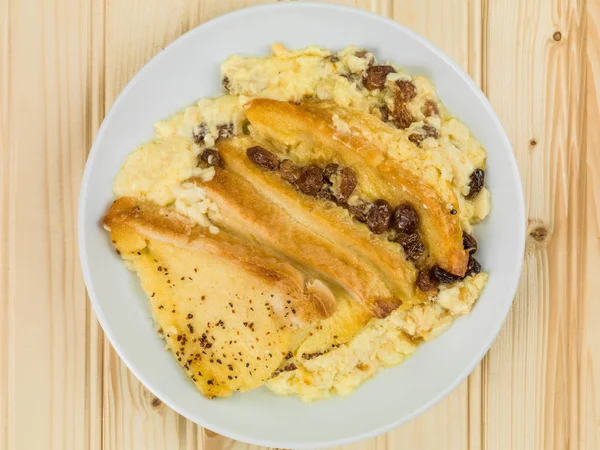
[[103, 44, 490, 401]]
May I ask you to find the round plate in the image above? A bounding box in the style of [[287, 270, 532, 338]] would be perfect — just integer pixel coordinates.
[[78, 2, 525, 448]]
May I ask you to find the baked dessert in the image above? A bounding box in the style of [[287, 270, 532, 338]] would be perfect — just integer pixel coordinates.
[[105, 44, 490, 401], [104, 196, 337, 397]]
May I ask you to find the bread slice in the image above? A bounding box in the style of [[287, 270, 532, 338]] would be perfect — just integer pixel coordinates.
[[292, 285, 373, 361], [103, 197, 337, 397], [244, 98, 469, 276], [193, 138, 427, 317]]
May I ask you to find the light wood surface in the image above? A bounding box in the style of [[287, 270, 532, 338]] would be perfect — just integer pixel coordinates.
[[0, 0, 598, 449]]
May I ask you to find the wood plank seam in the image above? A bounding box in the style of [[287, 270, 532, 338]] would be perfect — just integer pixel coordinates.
[[570, 2, 589, 446], [86, 0, 106, 448], [3, 1, 16, 448], [478, 0, 489, 445], [466, 1, 485, 449], [585, 3, 600, 447], [6, 1, 17, 446], [0, 1, 10, 449], [372, 0, 394, 17]]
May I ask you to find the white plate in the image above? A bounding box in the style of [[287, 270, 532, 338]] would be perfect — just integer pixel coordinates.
[[78, 2, 525, 448]]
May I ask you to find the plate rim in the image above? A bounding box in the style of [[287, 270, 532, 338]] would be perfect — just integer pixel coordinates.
[[78, 2, 526, 448]]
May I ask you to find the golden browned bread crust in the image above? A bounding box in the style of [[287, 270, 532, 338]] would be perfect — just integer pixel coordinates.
[[103, 197, 339, 397], [291, 285, 373, 361], [193, 137, 427, 317], [244, 98, 469, 276], [104, 197, 337, 325], [104, 99, 475, 398]]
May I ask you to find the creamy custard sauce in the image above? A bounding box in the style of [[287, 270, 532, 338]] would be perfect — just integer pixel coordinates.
[[113, 44, 491, 401]]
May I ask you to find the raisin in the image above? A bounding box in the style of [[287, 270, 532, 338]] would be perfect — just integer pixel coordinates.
[[392, 103, 414, 129], [391, 80, 417, 129], [349, 201, 371, 223], [297, 165, 324, 196], [355, 50, 374, 66], [216, 123, 234, 141], [316, 185, 336, 202], [431, 265, 461, 284], [465, 168, 485, 200], [465, 256, 482, 277], [199, 148, 222, 167], [279, 159, 301, 185], [363, 65, 395, 90], [395, 80, 417, 103], [326, 54, 340, 63], [341, 73, 360, 83], [192, 122, 208, 145], [378, 105, 390, 122], [463, 232, 478, 253], [367, 199, 392, 234], [399, 233, 425, 262], [417, 270, 439, 292], [323, 163, 340, 182], [408, 133, 422, 146], [222, 76, 230, 91], [408, 124, 439, 146], [422, 124, 438, 138], [423, 99, 439, 117], [338, 167, 357, 201], [392, 204, 419, 234], [246, 146, 279, 171]]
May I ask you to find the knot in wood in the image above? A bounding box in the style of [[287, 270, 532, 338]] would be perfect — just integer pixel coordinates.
[[530, 226, 549, 242], [144, 389, 163, 409], [553, 31, 562, 41]]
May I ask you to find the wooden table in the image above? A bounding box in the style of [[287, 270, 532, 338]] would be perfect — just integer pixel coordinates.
[[1, 0, 598, 449]]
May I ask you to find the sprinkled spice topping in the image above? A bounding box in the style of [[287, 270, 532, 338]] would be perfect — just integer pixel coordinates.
[[271, 363, 298, 378], [302, 351, 323, 360]]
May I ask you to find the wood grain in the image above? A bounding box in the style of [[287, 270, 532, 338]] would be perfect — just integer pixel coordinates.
[[483, 1, 596, 449], [586, 4, 600, 448], [103, 1, 206, 447], [0, 0, 598, 449], [0, 0, 9, 448], [0, 0, 104, 449]]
